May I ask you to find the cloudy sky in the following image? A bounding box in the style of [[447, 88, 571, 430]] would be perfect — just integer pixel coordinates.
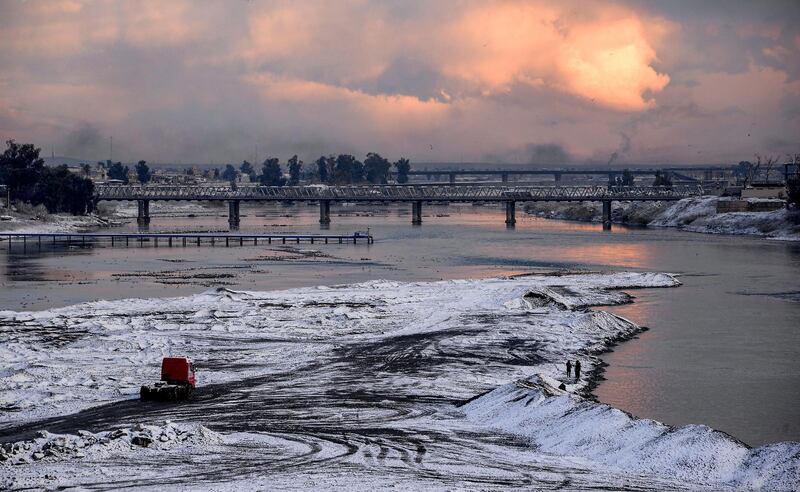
[[1, 0, 798, 165]]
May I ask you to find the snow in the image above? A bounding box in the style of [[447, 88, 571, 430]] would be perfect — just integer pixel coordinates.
[[463, 375, 800, 491], [0, 201, 224, 235], [2, 422, 226, 490], [1, 272, 797, 490], [650, 197, 799, 240], [0, 213, 114, 234], [649, 196, 717, 227], [0, 272, 674, 425], [1, 421, 223, 466], [525, 196, 800, 240]]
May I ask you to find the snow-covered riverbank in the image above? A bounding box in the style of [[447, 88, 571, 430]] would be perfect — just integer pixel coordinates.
[[525, 196, 800, 240], [1, 273, 798, 490], [0, 201, 219, 235], [0, 211, 118, 234]]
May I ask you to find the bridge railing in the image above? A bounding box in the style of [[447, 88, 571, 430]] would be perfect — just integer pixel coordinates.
[[94, 184, 703, 201]]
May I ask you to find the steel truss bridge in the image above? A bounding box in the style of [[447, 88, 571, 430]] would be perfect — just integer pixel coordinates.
[[95, 184, 700, 202], [393, 165, 733, 183], [93, 184, 703, 229]]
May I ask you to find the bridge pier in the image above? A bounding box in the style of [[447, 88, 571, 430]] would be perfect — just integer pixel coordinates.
[[602, 200, 612, 230], [228, 200, 241, 230], [412, 200, 422, 225], [319, 200, 331, 225], [136, 200, 150, 229], [505, 201, 516, 226]]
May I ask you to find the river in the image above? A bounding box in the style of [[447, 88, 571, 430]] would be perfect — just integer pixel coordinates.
[[1, 201, 798, 446]]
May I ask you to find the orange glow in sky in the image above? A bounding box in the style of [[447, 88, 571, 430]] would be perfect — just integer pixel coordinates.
[[0, 0, 797, 163]]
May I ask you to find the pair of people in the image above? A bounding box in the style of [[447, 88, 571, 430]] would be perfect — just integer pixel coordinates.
[[566, 359, 581, 380]]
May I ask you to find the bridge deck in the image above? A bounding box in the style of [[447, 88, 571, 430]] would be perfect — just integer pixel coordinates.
[[94, 185, 702, 202]]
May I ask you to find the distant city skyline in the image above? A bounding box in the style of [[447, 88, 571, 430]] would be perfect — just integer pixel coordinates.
[[1, 0, 799, 165]]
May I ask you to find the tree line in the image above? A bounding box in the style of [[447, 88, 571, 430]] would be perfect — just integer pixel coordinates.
[[0, 140, 94, 214], [100, 159, 151, 184], [219, 153, 411, 186], [95, 152, 412, 187]]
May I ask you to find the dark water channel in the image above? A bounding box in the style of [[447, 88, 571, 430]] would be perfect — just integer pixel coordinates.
[[1, 201, 798, 446]]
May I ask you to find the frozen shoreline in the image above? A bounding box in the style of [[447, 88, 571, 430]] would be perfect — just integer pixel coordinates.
[[525, 196, 800, 241], [0, 212, 118, 234], [1, 273, 798, 490], [0, 202, 221, 235]]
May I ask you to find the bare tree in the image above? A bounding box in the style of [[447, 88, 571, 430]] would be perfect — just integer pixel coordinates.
[[742, 155, 763, 187], [762, 154, 778, 182], [786, 153, 800, 206]]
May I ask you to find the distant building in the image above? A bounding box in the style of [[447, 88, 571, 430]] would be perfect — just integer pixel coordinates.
[[151, 169, 202, 185], [64, 163, 106, 182], [741, 183, 787, 199]]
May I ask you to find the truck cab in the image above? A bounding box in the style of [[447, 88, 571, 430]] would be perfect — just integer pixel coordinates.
[[161, 357, 196, 388], [141, 356, 196, 401]]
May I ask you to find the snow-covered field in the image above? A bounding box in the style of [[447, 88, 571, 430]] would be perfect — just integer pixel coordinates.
[[1, 273, 798, 490]]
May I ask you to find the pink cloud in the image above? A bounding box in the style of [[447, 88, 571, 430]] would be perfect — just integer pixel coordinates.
[[0, 0, 797, 163]]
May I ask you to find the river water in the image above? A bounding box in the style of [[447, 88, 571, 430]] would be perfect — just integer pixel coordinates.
[[1, 201, 798, 446]]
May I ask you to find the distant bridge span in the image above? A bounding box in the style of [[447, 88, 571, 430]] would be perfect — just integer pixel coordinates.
[[396, 166, 732, 183], [94, 184, 703, 230]]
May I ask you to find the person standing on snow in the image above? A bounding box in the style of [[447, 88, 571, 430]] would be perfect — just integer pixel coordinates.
[[574, 360, 581, 380], [566, 360, 572, 377]]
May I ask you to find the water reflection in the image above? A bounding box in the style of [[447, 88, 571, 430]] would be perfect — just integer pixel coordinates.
[[555, 243, 654, 268], [3, 243, 96, 282], [595, 297, 660, 412]]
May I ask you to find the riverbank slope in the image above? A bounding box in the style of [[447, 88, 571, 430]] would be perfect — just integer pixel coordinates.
[[525, 196, 800, 240]]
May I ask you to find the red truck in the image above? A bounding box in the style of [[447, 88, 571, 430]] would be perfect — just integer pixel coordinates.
[[140, 357, 196, 401]]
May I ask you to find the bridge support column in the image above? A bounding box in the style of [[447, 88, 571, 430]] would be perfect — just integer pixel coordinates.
[[228, 200, 241, 230], [505, 201, 516, 226], [449, 173, 456, 184], [412, 200, 422, 225], [136, 200, 150, 229], [602, 200, 612, 230], [319, 200, 331, 225], [501, 172, 509, 183]]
